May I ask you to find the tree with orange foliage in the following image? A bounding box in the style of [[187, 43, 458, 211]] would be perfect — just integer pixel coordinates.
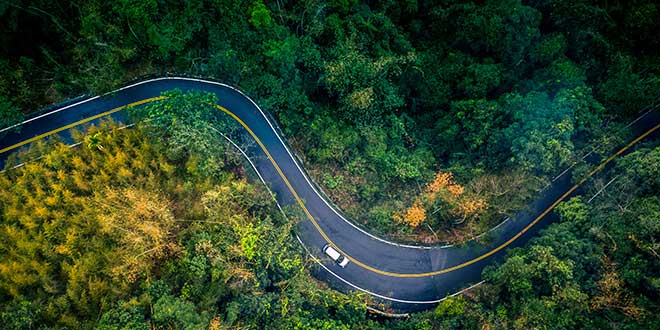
[[427, 172, 454, 194], [396, 171, 488, 228], [397, 202, 427, 228], [453, 197, 487, 224]]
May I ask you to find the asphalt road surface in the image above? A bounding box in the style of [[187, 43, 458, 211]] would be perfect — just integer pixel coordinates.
[[1, 77, 658, 312]]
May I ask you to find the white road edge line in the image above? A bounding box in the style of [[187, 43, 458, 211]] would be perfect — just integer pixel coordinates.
[[6, 77, 655, 251], [3, 76, 432, 250], [5, 81, 649, 306], [295, 234, 485, 304], [5, 76, 645, 305], [587, 175, 619, 203], [1, 111, 486, 305], [178, 77, 435, 250], [0, 96, 100, 134]]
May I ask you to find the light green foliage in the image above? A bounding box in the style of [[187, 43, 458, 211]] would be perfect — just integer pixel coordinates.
[[130, 89, 238, 178], [323, 40, 414, 125], [434, 296, 466, 318], [1, 0, 659, 328], [240, 223, 260, 261], [556, 197, 588, 223], [323, 173, 344, 189], [249, 1, 272, 29]]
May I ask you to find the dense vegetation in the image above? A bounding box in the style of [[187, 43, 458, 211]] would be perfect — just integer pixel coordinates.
[[0, 0, 659, 328], [391, 142, 660, 329], [0, 120, 377, 329], [2, 0, 659, 242], [1, 94, 658, 330]]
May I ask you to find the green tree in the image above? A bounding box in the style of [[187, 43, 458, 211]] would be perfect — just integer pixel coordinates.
[[0, 95, 23, 139], [249, 1, 272, 29], [452, 0, 542, 65], [502, 91, 574, 174], [483, 245, 589, 329], [152, 294, 209, 330], [322, 38, 415, 125], [0, 300, 41, 330], [597, 54, 660, 119], [530, 33, 567, 65], [130, 89, 237, 178], [97, 303, 149, 330], [500, 85, 602, 175], [434, 98, 509, 167]]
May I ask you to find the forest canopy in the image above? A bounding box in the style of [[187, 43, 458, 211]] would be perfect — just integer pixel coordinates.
[[0, 0, 659, 329], [1, 0, 659, 241], [0, 120, 373, 329]]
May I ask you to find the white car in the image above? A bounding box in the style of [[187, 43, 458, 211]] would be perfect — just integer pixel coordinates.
[[322, 244, 350, 268]]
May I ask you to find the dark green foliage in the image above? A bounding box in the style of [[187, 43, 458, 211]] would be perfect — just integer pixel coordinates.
[[530, 33, 568, 65], [434, 98, 508, 167], [452, 0, 542, 65], [0, 95, 23, 139], [97, 304, 149, 330], [129, 90, 240, 178], [464, 146, 660, 329], [0, 300, 41, 330], [1, 0, 659, 328], [0, 122, 377, 329]]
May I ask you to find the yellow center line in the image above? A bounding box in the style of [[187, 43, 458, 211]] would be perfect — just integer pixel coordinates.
[[2, 96, 658, 278], [223, 105, 659, 277], [0, 97, 165, 155]]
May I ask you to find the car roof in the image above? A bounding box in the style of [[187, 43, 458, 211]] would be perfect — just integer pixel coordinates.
[[324, 245, 341, 259]]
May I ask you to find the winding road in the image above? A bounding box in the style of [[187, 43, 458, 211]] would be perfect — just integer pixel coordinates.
[[0, 77, 658, 312]]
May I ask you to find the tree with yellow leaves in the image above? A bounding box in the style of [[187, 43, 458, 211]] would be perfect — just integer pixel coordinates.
[[395, 202, 427, 228], [396, 171, 488, 230], [95, 187, 178, 282]]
